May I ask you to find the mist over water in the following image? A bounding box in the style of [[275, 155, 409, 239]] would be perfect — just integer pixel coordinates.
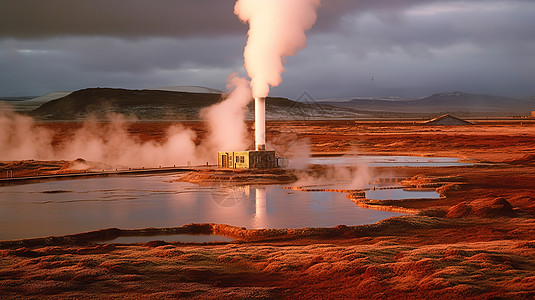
[[293, 153, 374, 190]]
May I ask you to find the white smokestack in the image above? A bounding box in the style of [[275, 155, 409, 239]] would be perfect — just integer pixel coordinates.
[[255, 97, 266, 150], [235, 0, 319, 152]]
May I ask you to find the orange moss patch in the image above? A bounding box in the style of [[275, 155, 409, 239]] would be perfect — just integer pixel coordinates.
[[447, 198, 518, 218], [2, 239, 533, 299]]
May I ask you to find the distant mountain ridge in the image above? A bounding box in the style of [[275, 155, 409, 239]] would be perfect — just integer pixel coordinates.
[[322, 92, 535, 116], [30, 88, 364, 120], [25, 88, 535, 119]]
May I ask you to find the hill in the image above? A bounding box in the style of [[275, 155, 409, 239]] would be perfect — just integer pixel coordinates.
[[28, 91, 72, 103], [1, 92, 72, 112], [322, 92, 535, 116], [30, 88, 364, 120], [152, 86, 223, 94]]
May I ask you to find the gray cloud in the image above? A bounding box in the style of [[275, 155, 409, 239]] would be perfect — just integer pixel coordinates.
[[0, 37, 244, 95], [0, 0, 534, 98], [0, 0, 464, 38], [0, 0, 244, 38]]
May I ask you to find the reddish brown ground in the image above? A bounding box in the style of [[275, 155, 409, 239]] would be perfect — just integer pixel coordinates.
[[1, 120, 534, 299]]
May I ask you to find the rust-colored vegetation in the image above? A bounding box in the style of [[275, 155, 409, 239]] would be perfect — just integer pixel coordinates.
[[1, 121, 535, 299]]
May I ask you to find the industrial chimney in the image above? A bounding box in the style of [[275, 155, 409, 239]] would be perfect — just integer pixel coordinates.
[[255, 97, 266, 151], [217, 96, 277, 169]]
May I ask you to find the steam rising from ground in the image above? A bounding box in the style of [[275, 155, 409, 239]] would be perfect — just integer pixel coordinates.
[[1, 0, 355, 179], [1, 103, 373, 189], [293, 153, 374, 190], [0, 109, 200, 168], [268, 130, 311, 169], [1, 0, 322, 169], [0, 109, 55, 160], [234, 0, 320, 98], [0, 75, 254, 168], [60, 115, 199, 167], [201, 74, 253, 152]]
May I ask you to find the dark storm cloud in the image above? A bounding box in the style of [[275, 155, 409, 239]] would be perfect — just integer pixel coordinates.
[[270, 0, 535, 98], [0, 0, 244, 38], [0, 0, 534, 98], [56, 37, 245, 72], [328, 2, 535, 56], [0, 36, 244, 95], [0, 0, 464, 38]]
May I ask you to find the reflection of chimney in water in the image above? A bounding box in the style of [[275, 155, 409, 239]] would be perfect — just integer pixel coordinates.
[[255, 97, 266, 151], [255, 187, 266, 228]]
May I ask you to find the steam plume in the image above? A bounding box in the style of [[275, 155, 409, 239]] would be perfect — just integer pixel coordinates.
[[234, 0, 321, 98], [201, 74, 253, 152], [0, 75, 253, 168], [0, 108, 54, 160], [0, 109, 201, 167], [58, 114, 199, 167], [0, 1, 322, 167]]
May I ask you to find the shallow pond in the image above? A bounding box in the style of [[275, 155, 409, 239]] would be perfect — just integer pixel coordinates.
[[365, 189, 440, 200], [99, 234, 234, 244], [0, 175, 403, 240], [310, 155, 471, 167]]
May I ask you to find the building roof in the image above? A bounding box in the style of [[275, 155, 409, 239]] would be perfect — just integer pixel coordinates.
[[424, 114, 473, 125]]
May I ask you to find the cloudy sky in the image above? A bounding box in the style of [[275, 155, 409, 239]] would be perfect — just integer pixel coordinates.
[[1, 0, 534, 99]]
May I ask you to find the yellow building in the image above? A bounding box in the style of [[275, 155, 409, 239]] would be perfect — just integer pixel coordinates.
[[218, 151, 277, 169]]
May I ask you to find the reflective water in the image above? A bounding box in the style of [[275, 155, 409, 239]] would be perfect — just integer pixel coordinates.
[[0, 175, 402, 240], [365, 189, 440, 200], [310, 155, 471, 167], [99, 234, 234, 244]]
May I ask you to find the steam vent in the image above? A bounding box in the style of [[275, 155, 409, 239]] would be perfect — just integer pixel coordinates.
[[218, 97, 278, 169]]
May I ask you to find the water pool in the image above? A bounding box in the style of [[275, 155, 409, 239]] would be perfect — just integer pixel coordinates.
[[310, 155, 471, 167], [0, 175, 402, 240], [365, 189, 440, 200], [98, 234, 234, 244]]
